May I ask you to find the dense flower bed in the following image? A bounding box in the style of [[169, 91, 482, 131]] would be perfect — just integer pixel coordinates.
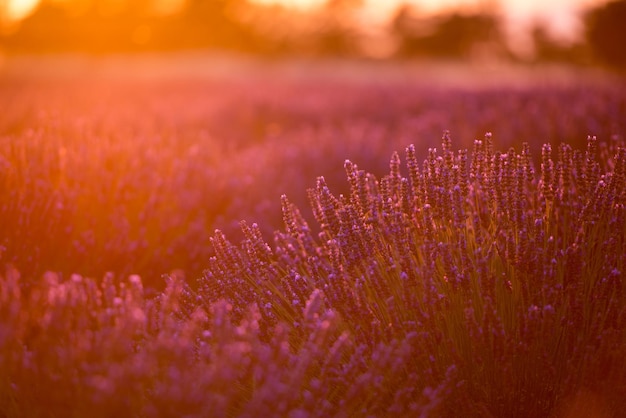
[[1, 75, 625, 283], [1, 125, 624, 416]]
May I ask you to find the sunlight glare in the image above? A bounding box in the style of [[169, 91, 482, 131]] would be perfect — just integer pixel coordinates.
[[5, 0, 39, 21], [253, 0, 322, 10]]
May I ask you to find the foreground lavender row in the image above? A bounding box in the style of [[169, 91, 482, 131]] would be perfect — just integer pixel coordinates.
[[1, 134, 624, 417]]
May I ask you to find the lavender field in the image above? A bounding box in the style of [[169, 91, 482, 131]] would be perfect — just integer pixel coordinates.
[[1, 57, 625, 417]]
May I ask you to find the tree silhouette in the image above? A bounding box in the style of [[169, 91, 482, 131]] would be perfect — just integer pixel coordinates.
[[311, 0, 364, 56], [584, 0, 626, 70], [174, 0, 259, 50], [531, 21, 587, 65], [391, 4, 507, 59]]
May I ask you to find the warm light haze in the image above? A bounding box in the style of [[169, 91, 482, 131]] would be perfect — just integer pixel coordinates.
[[4, 0, 602, 41], [1, 0, 625, 413]]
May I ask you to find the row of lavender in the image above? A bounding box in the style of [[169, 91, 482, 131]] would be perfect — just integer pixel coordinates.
[[1, 133, 624, 416], [1, 78, 625, 284]]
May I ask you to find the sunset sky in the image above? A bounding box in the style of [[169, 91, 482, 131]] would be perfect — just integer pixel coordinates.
[[3, 0, 604, 44]]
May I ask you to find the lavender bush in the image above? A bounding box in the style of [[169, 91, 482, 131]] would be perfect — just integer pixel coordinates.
[[1, 75, 625, 284], [1, 131, 624, 417]]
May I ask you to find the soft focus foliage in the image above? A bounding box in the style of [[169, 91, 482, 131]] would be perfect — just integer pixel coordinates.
[[1, 132, 624, 417]]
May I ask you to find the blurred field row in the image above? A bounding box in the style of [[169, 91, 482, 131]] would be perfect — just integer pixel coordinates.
[[0, 53, 620, 86]]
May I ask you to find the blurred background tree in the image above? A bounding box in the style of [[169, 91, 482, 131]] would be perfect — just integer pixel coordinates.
[[584, 0, 626, 70], [390, 3, 509, 60], [173, 0, 260, 51], [3, 0, 264, 53], [311, 0, 364, 56], [530, 20, 588, 65]]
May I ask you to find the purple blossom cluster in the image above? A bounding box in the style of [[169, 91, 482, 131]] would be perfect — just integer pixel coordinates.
[[1, 130, 624, 416]]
